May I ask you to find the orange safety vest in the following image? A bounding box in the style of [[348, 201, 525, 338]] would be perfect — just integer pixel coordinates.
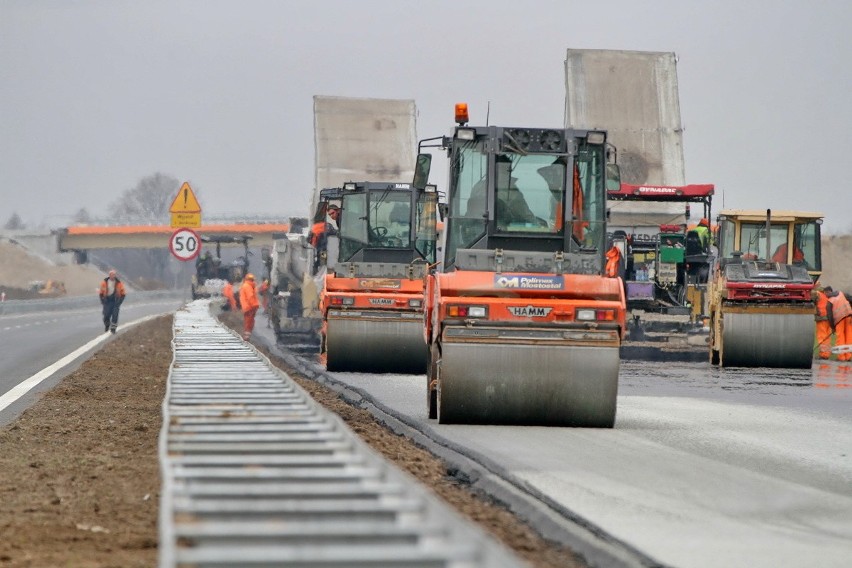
[[571, 164, 587, 242], [815, 290, 829, 320], [99, 278, 126, 300], [605, 246, 621, 278], [772, 243, 804, 263], [308, 222, 325, 246], [827, 292, 852, 324], [239, 280, 260, 312]]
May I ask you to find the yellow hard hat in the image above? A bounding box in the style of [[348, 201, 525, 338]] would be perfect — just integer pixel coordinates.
[[245, 273, 255, 280]]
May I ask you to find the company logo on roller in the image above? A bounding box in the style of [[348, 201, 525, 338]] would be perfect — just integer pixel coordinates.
[[752, 283, 787, 289], [358, 278, 401, 289], [507, 305, 553, 317], [495, 275, 564, 290], [368, 298, 394, 305]]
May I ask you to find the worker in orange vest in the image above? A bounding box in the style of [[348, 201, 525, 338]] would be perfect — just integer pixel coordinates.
[[239, 273, 260, 341], [771, 242, 805, 263], [308, 204, 340, 247], [605, 245, 622, 278], [825, 286, 852, 362], [814, 287, 832, 360], [222, 280, 237, 311], [98, 269, 126, 334]]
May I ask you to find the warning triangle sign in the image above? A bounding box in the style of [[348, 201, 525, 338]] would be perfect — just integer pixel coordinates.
[[169, 182, 202, 213]]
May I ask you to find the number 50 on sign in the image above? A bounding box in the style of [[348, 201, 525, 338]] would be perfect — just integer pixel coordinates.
[[169, 228, 201, 261]]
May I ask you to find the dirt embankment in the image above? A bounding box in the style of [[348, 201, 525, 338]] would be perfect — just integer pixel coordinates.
[[0, 239, 104, 299]]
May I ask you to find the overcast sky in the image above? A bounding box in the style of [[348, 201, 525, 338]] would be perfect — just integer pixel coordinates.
[[2, 0, 850, 232]]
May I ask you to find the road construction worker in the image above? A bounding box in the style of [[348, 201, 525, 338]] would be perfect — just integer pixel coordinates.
[[98, 269, 126, 334], [605, 245, 622, 278], [239, 273, 260, 341], [825, 286, 852, 362], [222, 280, 237, 311], [771, 242, 805, 264], [814, 287, 832, 360], [693, 218, 711, 250], [309, 204, 340, 247]]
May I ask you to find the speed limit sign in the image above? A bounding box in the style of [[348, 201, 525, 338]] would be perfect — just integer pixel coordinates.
[[169, 228, 201, 261]]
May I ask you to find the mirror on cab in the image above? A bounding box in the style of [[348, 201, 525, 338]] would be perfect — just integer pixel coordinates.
[[413, 154, 432, 189], [606, 163, 621, 192]]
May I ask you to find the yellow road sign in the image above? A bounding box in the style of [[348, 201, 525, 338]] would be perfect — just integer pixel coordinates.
[[171, 212, 201, 228], [169, 182, 202, 213]]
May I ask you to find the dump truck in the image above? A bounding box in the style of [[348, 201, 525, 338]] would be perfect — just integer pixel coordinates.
[[708, 209, 823, 368], [191, 235, 252, 300], [420, 104, 626, 426], [320, 181, 439, 373]]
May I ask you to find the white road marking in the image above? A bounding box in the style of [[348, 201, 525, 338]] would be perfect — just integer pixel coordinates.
[[0, 313, 165, 412]]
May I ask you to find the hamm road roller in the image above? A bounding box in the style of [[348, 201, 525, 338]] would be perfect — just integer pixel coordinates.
[[320, 181, 439, 373], [709, 209, 823, 368], [420, 104, 627, 426]]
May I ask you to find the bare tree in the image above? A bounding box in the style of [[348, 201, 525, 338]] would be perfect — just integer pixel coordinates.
[[72, 207, 92, 224], [4, 212, 25, 230], [108, 173, 187, 224]]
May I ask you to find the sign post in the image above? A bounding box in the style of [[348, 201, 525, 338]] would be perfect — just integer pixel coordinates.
[[170, 182, 202, 228], [169, 228, 201, 262]]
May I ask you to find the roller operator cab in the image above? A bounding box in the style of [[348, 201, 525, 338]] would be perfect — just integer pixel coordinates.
[[709, 209, 823, 368], [420, 104, 627, 427], [320, 181, 439, 373]]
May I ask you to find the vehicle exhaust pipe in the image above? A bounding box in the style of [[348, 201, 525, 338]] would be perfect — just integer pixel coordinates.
[[765, 209, 772, 263]]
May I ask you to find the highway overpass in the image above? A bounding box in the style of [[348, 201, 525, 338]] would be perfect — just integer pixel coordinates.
[[56, 222, 294, 253]]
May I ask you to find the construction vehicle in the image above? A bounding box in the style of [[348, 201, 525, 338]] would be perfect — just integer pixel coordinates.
[[265, 211, 327, 353], [267, 96, 420, 355], [28, 279, 67, 295], [191, 235, 252, 300], [420, 104, 626, 426], [708, 209, 823, 368], [565, 49, 715, 360], [607, 183, 715, 317], [320, 181, 439, 373]]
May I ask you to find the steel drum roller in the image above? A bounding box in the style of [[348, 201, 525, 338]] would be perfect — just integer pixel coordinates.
[[326, 316, 427, 373], [721, 312, 814, 368], [438, 343, 620, 427]]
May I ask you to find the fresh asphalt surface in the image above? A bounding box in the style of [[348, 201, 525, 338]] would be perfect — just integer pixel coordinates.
[[253, 318, 852, 568]]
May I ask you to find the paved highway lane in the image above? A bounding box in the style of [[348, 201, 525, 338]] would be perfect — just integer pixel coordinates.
[[308, 357, 852, 568], [0, 296, 184, 422]]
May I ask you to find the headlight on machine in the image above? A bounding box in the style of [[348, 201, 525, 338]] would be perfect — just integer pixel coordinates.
[[329, 296, 355, 306], [408, 299, 422, 308]]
